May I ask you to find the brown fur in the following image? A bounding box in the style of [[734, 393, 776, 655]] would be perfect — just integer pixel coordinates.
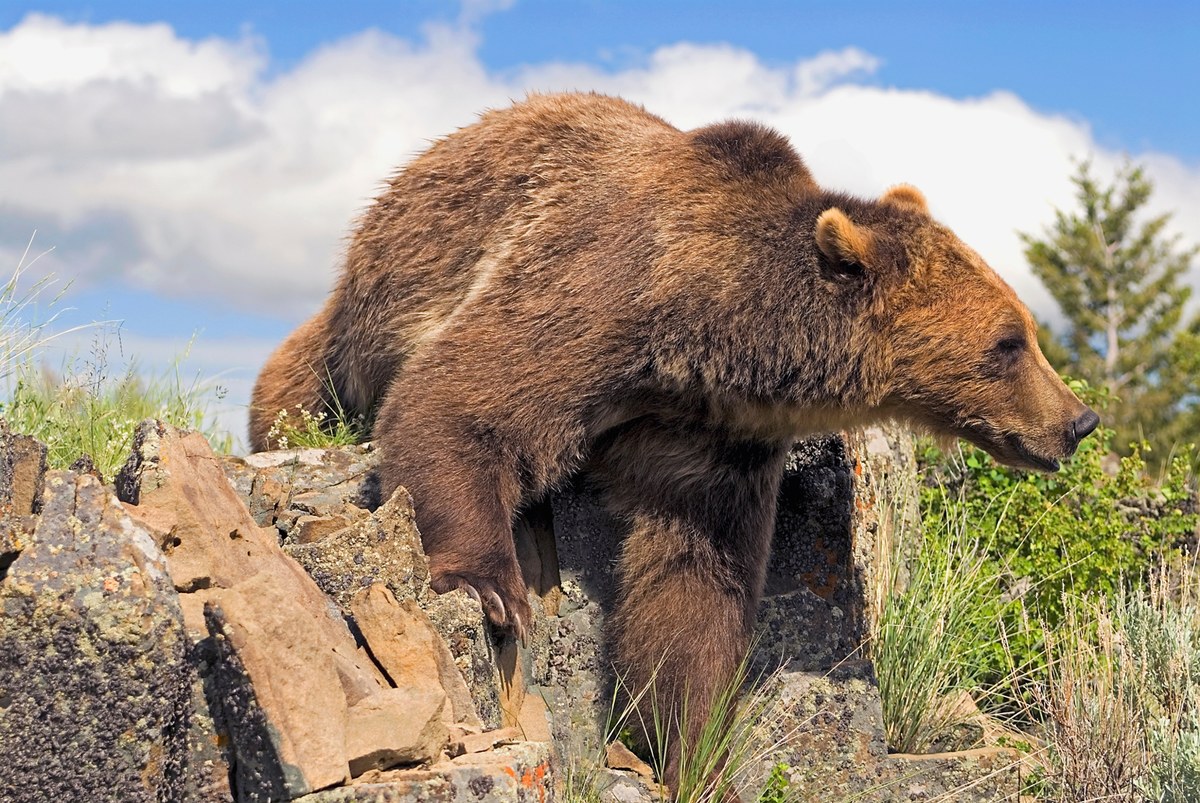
[[251, 93, 1097, 789], [250, 308, 334, 445]]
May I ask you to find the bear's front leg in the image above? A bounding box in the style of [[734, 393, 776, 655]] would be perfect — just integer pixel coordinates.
[[370, 313, 615, 639], [599, 422, 789, 797], [371, 375, 537, 638]]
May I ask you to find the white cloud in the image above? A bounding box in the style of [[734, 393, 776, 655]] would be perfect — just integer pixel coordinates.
[[793, 46, 881, 98], [2, 11, 1199, 442], [0, 14, 262, 96]]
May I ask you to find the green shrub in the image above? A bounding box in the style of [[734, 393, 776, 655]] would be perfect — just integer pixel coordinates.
[[922, 433, 1195, 624], [918, 381, 1198, 684]]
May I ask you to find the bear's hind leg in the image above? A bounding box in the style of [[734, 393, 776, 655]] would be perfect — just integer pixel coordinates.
[[249, 309, 337, 451]]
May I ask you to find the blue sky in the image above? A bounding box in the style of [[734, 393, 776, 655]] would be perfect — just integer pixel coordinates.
[[1, 1, 1198, 446], [9, 1, 1197, 158]]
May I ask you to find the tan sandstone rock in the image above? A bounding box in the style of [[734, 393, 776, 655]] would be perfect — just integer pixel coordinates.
[[345, 687, 448, 775], [205, 570, 354, 795], [604, 741, 656, 783], [221, 444, 504, 731], [117, 422, 461, 800], [349, 582, 479, 727]]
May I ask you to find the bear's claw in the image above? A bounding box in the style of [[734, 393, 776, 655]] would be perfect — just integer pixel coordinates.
[[430, 571, 530, 643]]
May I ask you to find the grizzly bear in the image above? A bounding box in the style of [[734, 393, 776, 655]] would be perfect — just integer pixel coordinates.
[[251, 92, 1098, 787]]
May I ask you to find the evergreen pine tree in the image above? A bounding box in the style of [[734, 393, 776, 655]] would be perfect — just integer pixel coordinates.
[[1021, 162, 1200, 458]]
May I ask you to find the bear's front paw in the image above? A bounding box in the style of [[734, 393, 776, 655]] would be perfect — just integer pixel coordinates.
[[430, 569, 533, 643]]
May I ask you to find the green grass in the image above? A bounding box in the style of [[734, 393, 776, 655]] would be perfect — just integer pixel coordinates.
[[1124, 568, 1200, 801], [0, 233, 78, 379], [1019, 563, 1200, 802], [1, 344, 233, 479], [873, 426, 1200, 801], [650, 662, 782, 803], [262, 397, 366, 451], [561, 656, 791, 803], [0, 239, 233, 477], [869, 484, 1011, 754], [873, 442, 1200, 800]]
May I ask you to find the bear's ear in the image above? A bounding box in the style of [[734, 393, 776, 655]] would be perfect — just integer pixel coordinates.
[[880, 184, 929, 214], [816, 208, 875, 277]]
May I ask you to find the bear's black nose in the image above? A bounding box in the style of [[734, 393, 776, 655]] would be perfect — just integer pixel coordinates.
[[1071, 408, 1101, 444]]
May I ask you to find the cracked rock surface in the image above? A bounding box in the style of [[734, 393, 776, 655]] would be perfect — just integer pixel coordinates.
[[0, 468, 191, 803]]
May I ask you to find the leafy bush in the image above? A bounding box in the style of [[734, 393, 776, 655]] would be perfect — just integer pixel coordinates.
[[922, 433, 1195, 624], [918, 381, 1198, 682], [756, 762, 790, 803]]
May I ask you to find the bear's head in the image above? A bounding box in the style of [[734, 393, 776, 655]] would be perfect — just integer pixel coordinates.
[[815, 185, 1099, 471]]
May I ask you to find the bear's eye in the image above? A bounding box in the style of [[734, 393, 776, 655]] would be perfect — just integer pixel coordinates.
[[997, 337, 1023, 352], [994, 336, 1025, 358]]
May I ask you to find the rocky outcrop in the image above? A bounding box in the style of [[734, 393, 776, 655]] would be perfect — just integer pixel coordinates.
[[116, 421, 531, 801], [0, 418, 1020, 803], [0, 468, 191, 803], [294, 743, 554, 803], [222, 446, 503, 731], [0, 421, 547, 803], [750, 661, 1021, 802]]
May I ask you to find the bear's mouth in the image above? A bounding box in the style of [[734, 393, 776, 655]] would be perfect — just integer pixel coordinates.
[[1006, 434, 1061, 472], [955, 423, 1062, 473]]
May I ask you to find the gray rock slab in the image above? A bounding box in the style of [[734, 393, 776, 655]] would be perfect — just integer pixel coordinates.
[[285, 487, 430, 609], [0, 470, 192, 803], [222, 445, 378, 531], [875, 749, 1023, 802], [423, 592, 503, 731], [748, 660, 1019, 802]]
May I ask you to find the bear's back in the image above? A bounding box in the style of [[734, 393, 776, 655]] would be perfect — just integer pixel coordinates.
[[322, 95, 681, 409], [322, 93, 814, 416]]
